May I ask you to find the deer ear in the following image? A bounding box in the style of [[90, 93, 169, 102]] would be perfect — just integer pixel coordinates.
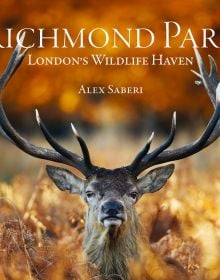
[[137, 164, 175, 194], [46, 165, 84, 194]]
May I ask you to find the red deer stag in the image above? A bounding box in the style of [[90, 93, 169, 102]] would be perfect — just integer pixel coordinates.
[[0, 34, 220, 280]]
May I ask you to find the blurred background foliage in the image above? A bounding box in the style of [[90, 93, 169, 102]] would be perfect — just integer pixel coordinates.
[[0, 2, 220, 279], [0, 0, 219, 136]]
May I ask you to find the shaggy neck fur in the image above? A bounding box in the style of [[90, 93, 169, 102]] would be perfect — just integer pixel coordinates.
[[83, 209, 139, 280]]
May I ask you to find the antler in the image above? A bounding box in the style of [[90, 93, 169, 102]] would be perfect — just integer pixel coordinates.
[[0, 36, 219, 178], [0, 34, 95, 177], [127, 48, 220, 176]]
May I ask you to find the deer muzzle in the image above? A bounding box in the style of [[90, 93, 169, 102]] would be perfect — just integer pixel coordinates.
[[100, 200, 126, 228]]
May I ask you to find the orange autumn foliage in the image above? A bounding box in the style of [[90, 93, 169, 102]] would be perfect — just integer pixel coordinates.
[[0, 0, 219, 125]]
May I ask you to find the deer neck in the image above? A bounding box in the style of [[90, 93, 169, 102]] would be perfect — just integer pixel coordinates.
[[84, 209, 139, 280]]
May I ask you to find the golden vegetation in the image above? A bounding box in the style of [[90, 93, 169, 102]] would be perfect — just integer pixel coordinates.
[[0, 1, 220, 279], [0, 137, 219, 280], [0, 0, 219, 124]]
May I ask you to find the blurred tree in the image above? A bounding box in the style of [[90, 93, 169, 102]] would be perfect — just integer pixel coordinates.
[[0, 0, 219, 130]]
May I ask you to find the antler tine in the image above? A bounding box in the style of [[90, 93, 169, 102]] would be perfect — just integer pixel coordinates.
[[128, 112, 176, 176], [144, 112, 176, 159], [0, 36, 91, 177], [134, 85, 220, 175], [71, 123, 93, 171], [35, 109, 77, 162], [209, 55, 219, 102], [35, 109, 94, 175], [0, 103, 76, 165], [128, 49, 220, 176], [0, 32, 28, 92], [168, 87, 220, 157], [192, 48, 218, 106], [128, 132, 154, 172], [209, 55, 218, 79]]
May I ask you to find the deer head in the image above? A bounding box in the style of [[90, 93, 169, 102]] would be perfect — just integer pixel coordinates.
[[0, 34, 220, 279], [46, 161, 174, 229]]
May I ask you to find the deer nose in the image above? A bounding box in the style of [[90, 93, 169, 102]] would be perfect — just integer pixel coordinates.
[[101, 201, 124, 216]]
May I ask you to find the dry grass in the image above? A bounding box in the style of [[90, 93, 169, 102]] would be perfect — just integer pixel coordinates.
[[0, 134, 220, 280]]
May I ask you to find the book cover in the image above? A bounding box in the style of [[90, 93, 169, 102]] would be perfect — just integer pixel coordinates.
[[0, 1, 219, 279]]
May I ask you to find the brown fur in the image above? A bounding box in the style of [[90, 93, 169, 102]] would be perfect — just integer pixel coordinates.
[[47, 166, 184, 279], [84, 207, 139, 280]]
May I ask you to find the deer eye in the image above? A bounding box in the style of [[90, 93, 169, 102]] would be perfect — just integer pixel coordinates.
[[129, 192, 138, 200], [86, 191, 95, 198]]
